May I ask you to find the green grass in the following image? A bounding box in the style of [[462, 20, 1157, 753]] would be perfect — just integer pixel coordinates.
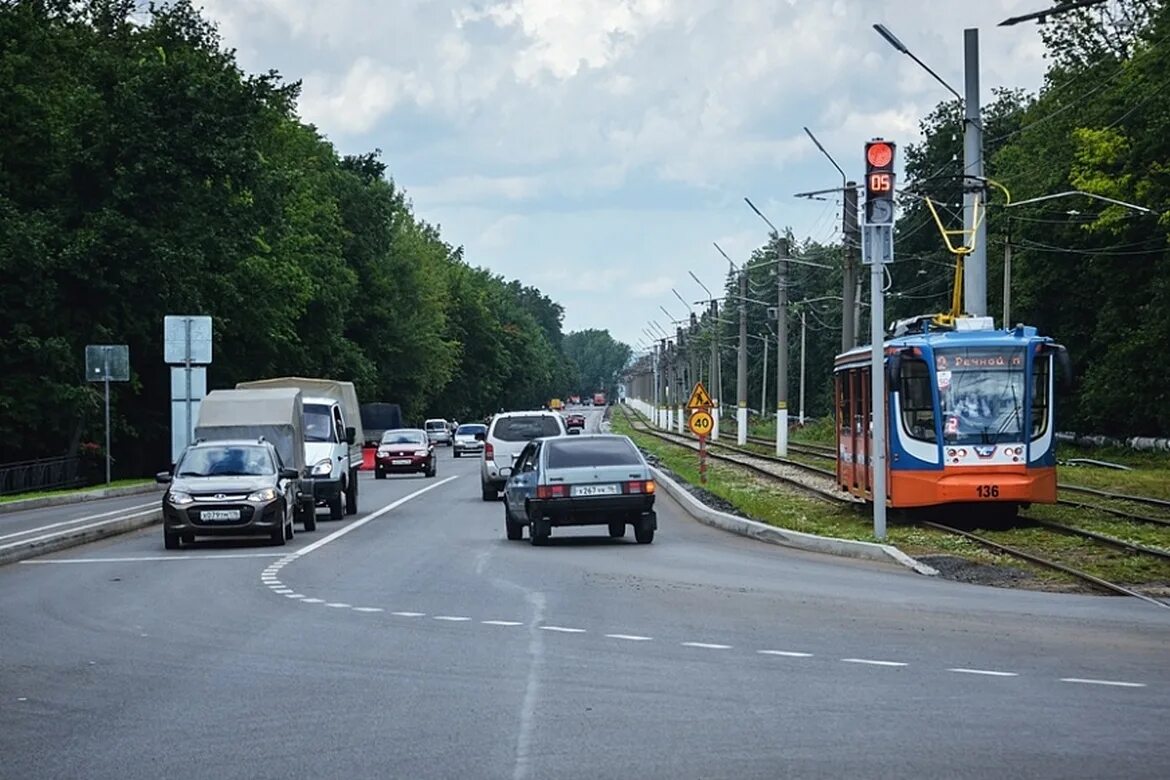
[[0, 478, 155, 504]]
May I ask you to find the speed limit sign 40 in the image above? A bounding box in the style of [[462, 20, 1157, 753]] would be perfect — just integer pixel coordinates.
[[688, 410, 713, 436]]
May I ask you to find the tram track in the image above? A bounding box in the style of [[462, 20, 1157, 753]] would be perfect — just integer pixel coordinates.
[[620, 405, 1170, 608]]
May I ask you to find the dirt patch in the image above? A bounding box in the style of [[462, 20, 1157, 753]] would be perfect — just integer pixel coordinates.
[[914, 554, 1085, 592]]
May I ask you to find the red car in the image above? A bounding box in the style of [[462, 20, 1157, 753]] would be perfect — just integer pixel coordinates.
[[565, 413, 586, 430], [375, 428, 436, 479]]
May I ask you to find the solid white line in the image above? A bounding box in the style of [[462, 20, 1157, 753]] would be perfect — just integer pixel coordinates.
[[0, 502, 157, 541], [293, 475, 459, 558], [482, 620, 524, 626], [842, 658, 907, 667], [21, 552, 285, 564], [325, 602, 351, 608], [391, 611, 425, 617], [433, 615, 472, 621], [352, 607, 384, 613], [540, 626, 586, 633], [949, 668, 1018, 677], [606, 634, 653, 641], [0, 510, 158, 553], [759, 650, 813, 658], [681, 642, 731, 649], [1061, 677, 1146, 688]]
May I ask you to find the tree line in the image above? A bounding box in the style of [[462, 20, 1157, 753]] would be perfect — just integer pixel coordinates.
[[0, 0, 628, 474]]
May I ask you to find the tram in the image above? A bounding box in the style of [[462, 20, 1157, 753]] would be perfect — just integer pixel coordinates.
[[834, 314, 1069, 514]]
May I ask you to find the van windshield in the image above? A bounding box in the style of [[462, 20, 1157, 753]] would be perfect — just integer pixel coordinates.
[[304, 404, 334, 442]]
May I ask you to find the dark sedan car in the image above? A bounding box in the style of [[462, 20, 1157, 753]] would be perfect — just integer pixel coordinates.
[[375, 428, 436, 478], [157, 439, 300, 549], [503, 434, 656, 545]]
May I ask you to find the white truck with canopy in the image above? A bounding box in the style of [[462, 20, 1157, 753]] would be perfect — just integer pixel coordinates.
[[236, 377, 364, 520]]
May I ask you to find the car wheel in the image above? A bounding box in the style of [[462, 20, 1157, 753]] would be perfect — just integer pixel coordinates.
[[454, 450, 461, 458], [505, 505, 524, 540], [345, 475, 358, 515], [328, 493, 344, 521], [285, 519, 294, 541], [164, 531, 180, 550], [299, 503, 317, 533], [608, 522, 625, 539], [375, 468, 386, 480], [481, 484, 497, 501], [270, 521, 287, 546], [427, 464, 437, 478], [634, 519, 654, 544], [529, 520, 550, 546]]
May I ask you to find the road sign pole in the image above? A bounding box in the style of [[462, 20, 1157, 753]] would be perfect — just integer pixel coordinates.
[[103, 348, 111, 485], [699, 433, 708, 484]]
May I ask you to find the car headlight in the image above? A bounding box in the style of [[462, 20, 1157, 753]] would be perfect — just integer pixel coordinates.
[[168, 491, 194, 505], [414, 449, 430, 457], [247, 488, 278, 502], [377, 447, 390, 456], [311, 459, 333, 476]]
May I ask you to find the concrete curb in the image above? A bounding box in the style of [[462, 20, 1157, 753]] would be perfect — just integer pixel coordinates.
[[651, 467, 939, 576], [0, 509, 162, 566], [0, 483, 163, 516]]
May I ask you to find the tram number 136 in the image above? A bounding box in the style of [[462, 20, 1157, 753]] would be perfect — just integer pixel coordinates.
[[975, 485, 1001, 499]]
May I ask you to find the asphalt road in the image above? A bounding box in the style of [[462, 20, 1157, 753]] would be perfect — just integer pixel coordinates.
[[2, 405, 1168, 779]]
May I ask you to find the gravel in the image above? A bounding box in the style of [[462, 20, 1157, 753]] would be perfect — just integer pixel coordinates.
[[913, 554, 1063, 590]]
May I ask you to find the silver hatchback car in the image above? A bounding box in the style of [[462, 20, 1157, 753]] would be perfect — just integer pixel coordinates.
[[480, 411, 566, 500]]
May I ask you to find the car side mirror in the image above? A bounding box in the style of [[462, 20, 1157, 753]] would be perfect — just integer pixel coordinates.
[[279, 468, 299, 480], [345, 426, 356, 445], [155, 471, 172, 484]]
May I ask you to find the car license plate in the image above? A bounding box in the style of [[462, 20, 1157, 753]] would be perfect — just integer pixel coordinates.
[[202, 509, 240, 521], [571, 484, 619, 497], [391, 459, 412, 466]]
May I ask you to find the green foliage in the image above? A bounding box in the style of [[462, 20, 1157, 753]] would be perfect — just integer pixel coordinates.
[[563, 329, 631, 398], [0, 0, 603, 471]]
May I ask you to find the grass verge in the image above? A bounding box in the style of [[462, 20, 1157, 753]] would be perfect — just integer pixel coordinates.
[[0, 478, 155, 504]]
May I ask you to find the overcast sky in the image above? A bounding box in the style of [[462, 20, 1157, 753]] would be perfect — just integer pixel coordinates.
[[198, 0, 1052, 350]]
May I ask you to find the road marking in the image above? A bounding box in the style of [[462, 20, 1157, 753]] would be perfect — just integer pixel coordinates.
[[325, 602, 351, 608], [352, 607, 384, 613], [482, 620, 524, 626], [391, 611, 425, 617], [301, 598, 324, 604], [273, 588, 293, 595], [842, 658, 907, 667], [285, 594, 305, 599], [0, 502, 157, 541], [759, 650, 813, 658], [606, 634, 653, 641], [540, 626, 586, 633], [0, 510, 158, 554], [434, 615, 472, 621], [949, 668, 1018, 677], [293, 476, 459, 558], [681, 642, 731, 650], [21, 552, 285, 564], [1061, 677, 1146, 688]]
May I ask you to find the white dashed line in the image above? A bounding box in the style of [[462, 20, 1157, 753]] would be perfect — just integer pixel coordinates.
[[540, 626, 586, 633], [606, 634, 653, 642], [391, 611, 425, 617], [325, 602, 351, 609], [301, 598, 324, 604], [681, 642, 732, 650], [842, 658, 907, 667], [284, 594, 305, 599], [949, 668, 1018, 677], [482, 620, 524, 626], [758, 650, 813, 658], [272, 589, 293, 595], [352, 607, 384, 613], [433, 616, 472, 622], [1061, 678, 1146, 688]]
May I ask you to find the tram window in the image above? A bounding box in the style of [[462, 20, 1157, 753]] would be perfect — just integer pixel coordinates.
[[1032, 355, 1051, 438], [899, 359, 936, 441]]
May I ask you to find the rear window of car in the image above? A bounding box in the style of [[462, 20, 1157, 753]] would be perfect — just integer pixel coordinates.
[[492, 415, 563, 441], [456, 425, 486, 435], [545, 438, 641, 469], [425, 421, 446, 430]]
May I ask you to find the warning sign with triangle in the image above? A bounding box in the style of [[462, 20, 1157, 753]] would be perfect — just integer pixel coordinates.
[[687, 381, 713, 410]]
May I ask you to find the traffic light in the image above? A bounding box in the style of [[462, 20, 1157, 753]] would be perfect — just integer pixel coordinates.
[[864, 139, 896, 225]]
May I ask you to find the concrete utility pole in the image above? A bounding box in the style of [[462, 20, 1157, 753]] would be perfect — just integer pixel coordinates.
[[963, 28, 986, 317], [737, 269, 749, 445], [776, 237, 789, 456], [799, 310, 807, 425], [843, 183, 860, 351], [710, 300, 720, 441]]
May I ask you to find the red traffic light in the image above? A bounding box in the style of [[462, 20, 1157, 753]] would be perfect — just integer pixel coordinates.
[[866, 142, 893, 168]]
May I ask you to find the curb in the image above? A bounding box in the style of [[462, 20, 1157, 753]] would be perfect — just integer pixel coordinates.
[[0, 483, 163, 516], [0, 508, 162, 566], [651, 467, 939, 576]]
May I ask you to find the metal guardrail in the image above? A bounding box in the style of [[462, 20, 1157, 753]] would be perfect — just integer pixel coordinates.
[[0, 455, 84, 496]]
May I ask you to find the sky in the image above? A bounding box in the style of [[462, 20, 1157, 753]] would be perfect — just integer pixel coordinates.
[[197, 0, 1054, 351]]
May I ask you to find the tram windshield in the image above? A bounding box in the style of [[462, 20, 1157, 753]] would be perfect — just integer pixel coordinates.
[[935, 347, 1027, 444]]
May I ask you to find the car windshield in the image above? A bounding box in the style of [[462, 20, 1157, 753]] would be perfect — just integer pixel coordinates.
[[493, 415, 563, 441], [177, 445, 273, 477], [936, 347, 1027, 444], [382, 430, 426, 445], [456, 425, 486, 435], [304, 404, 334, 442], [546, 437, 641, 468]]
